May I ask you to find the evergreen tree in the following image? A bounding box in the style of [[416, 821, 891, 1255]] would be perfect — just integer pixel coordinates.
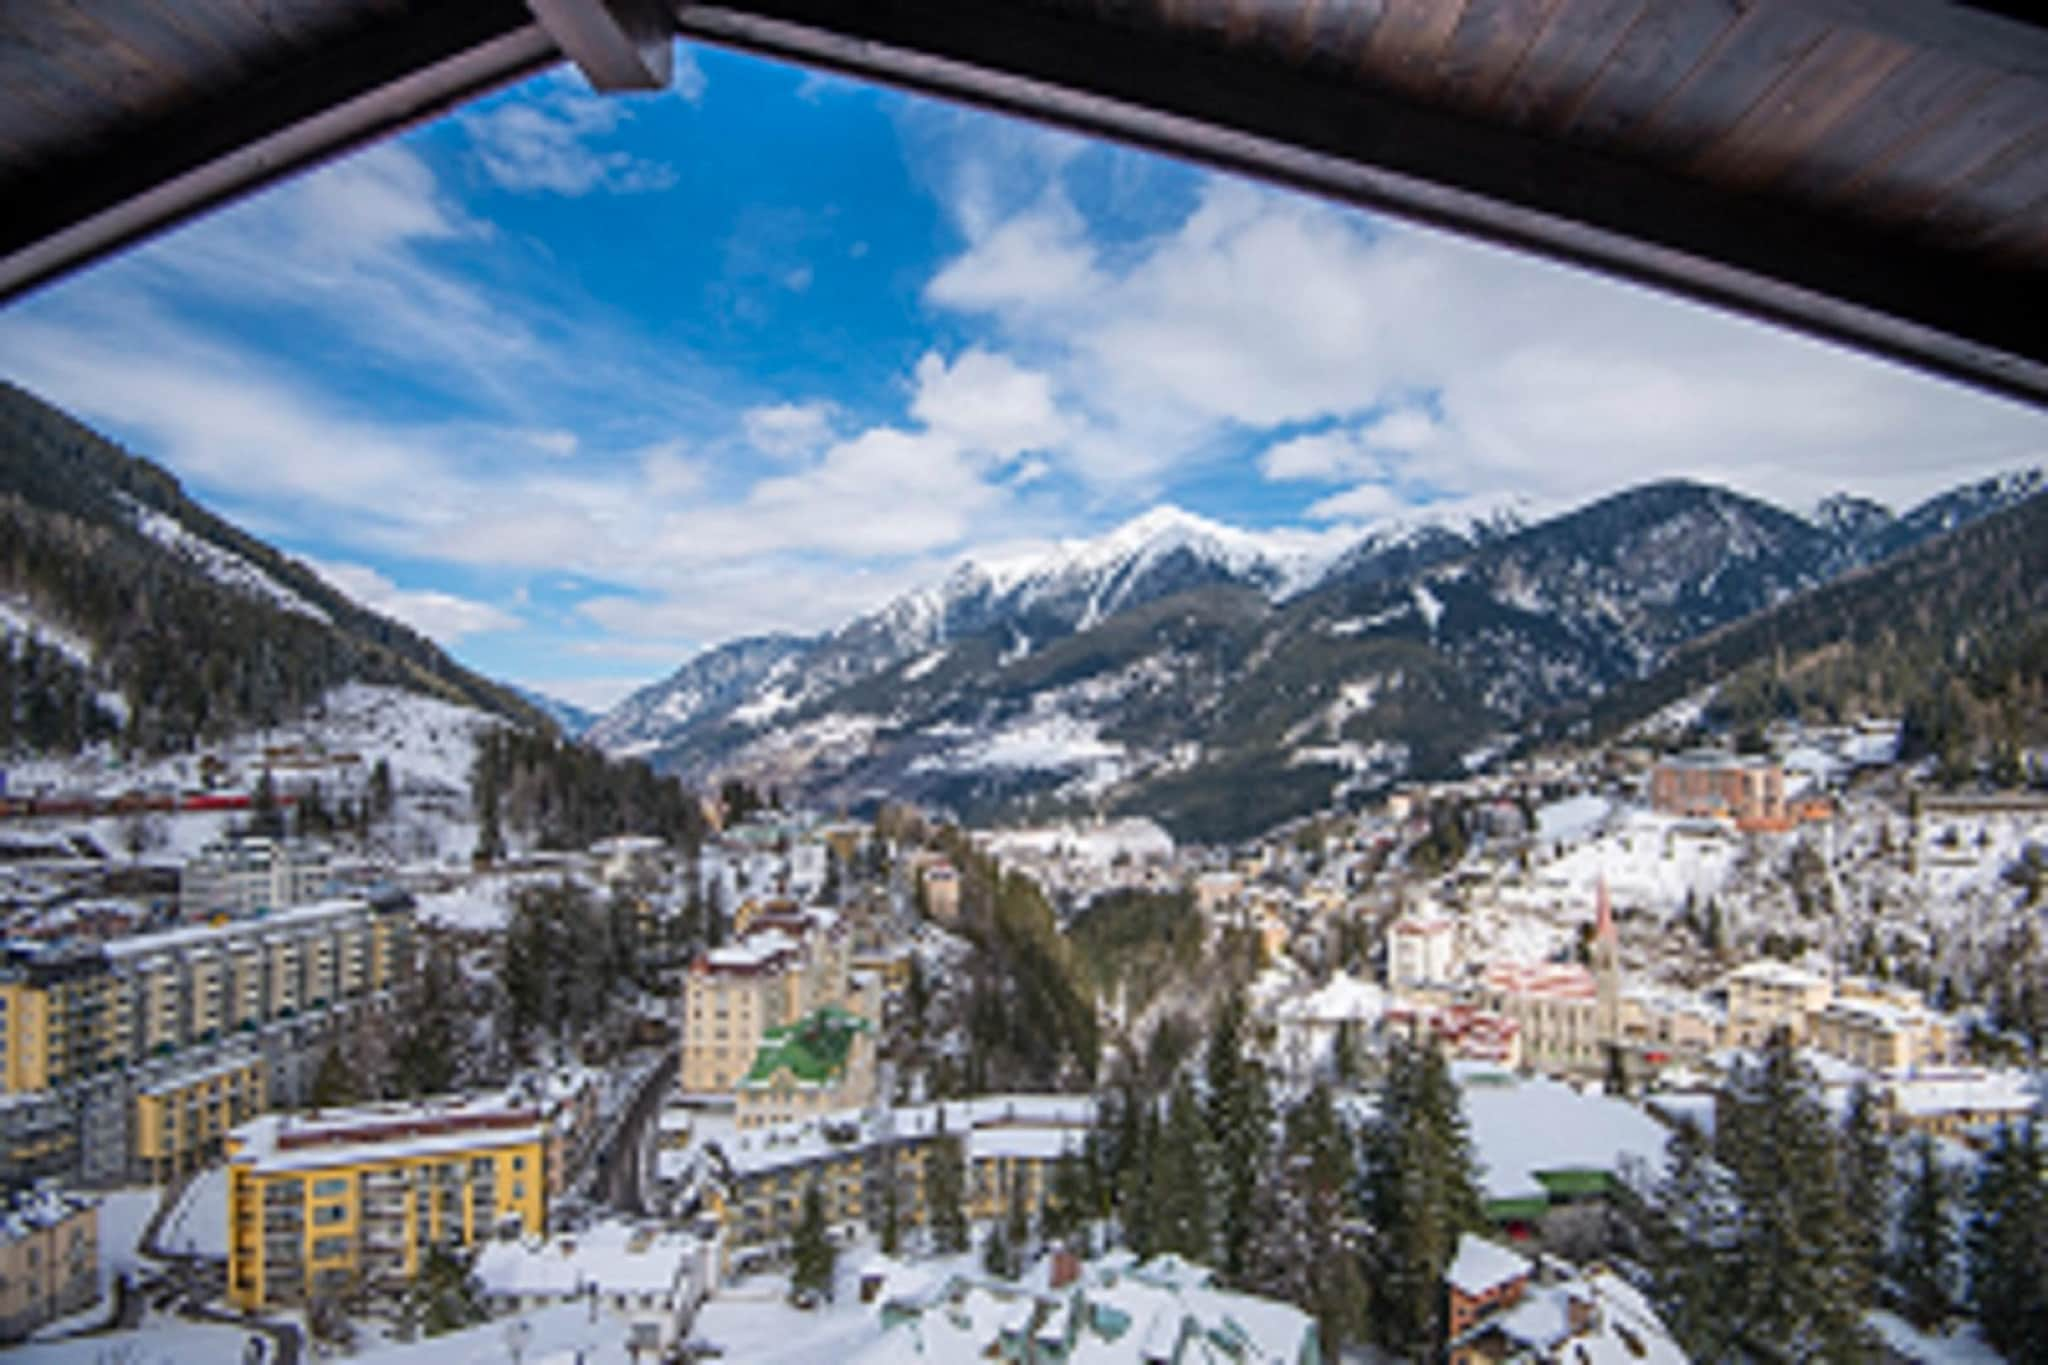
[[368, 756, 394, 823], [1152, 1074, 1213, 1261], [250, 768, 283, 839], [1119, 1092, 1160, 1258], [1715, 1030, 1871, 1359], [790, 1181, 836, 1304], [1043, 1148, 1090, 1251], [1839, 1081, 1895, 1307], [927, 1131, 970, 1255], [878, 1153, 902, 1256], [1006, 1171, 1033, 1268], [406, 1246, 485, 1336], [1204, 988, 1271, 1280], [309, 1042, 358, 1109], [1965, 1121, 2048, 1362], [390, 943, 463, 1097], [1648, 1116, 1736, 1361], [1360, 1039, 1484, 1356], [1249, 1083, 1370, 1355], [1895, 1133, 1958, 1331]]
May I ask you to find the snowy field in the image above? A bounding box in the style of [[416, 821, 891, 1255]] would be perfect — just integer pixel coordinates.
[[14, 1314, 264, 1364], [162, 1167, 229, 1260]]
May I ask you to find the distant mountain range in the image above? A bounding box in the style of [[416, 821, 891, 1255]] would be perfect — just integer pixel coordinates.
[[510, 686, 598, 739], [589, 469, 2045, 841]]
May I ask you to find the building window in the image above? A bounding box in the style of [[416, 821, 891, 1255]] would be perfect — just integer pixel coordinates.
[[312, 1177, 349, 1198], [313, 1204, 348, 1225]]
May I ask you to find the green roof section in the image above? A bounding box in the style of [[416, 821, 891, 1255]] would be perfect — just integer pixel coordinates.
[[741, 1004, 871, 1087]]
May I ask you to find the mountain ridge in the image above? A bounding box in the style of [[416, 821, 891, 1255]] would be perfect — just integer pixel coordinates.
[[591, 470, 2045, 841]]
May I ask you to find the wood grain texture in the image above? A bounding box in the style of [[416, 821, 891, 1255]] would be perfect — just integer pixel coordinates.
[[1496, 0, 1646, 131], [1562, 0, 1740, 148], [1690, 26, 1913, 191]]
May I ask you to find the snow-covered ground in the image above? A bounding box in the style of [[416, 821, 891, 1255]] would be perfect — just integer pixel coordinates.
[[162, 1166, 229, 1260], [14, 1313, 263, 1364], [123, 495, 332, 626]]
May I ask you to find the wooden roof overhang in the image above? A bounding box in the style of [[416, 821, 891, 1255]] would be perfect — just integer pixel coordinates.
[[2, 0, 2044, 404]]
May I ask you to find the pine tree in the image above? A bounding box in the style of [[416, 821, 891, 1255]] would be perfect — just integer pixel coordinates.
[[1204, 988, 1271, 1281], [1249, 1083, 1369, 1355], [1965, 1121, 2048, 1362], [878, 1153, 902, 1256], [1895, 1133, 1957, 1331], [927, 1132, 970, 1255], [1006, 1171, 1032, 1269], [1715, 1030, 1872, 1359], [1043, 1148, 1090, 1251], [1839, 1081, 1894, 1307], [1361, 1039, 1484, 1355], [309, 1042, 358, 1109], [790, 1181, 836, 1305], [1152, 1074, 1213, 1262], [1120, 1093, 1159, 1258], [1648, 1116, 1735, 1361]]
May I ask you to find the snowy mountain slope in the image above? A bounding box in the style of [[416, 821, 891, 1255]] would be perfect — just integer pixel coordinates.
[[593, 470, 2043, 843], [120, 494, 333, 625], [587, 507, 1338, 763], [0, 380, 549, 749]]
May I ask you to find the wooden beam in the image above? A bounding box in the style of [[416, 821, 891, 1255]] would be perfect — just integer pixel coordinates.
[[671, 0, 2048, 405], [528, 0, 676, 90], [0, 3, 555, 302]]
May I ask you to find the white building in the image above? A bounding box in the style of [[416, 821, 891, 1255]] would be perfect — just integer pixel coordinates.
[[1388, 912, 1457, 990], [474, 1220, 709, 1357], [180, 836, 330, 917]]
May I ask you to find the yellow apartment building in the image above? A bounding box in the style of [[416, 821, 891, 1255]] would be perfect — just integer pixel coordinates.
[[226, 1095, 548, 1310], [134, 1050, 266, 1185], [679, 908, 861, 1098]]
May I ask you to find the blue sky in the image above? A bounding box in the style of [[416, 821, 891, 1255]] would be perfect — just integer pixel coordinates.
[[3, 42, 2045, 712]]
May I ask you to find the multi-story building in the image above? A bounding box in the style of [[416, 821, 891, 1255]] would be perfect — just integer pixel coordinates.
[[1723, 959, 1832, 1048], [679, 907, 870, 1099], [181, 836, 331, 917], [1809, 993, 1952, 1073], [1648, 750, 1786, 825], [735, 1005, 876, 1130], [2, 897, 412, 1095], [0, 1187, 98, 1342], [225, 1093, 550, 1311], [1388, 913, 1458, 989], [706, 1096, 1094, 1278], [1473, 964, 1604, 1074], [0, 896, 413, 1186], [132, 1048, 267, 1184]]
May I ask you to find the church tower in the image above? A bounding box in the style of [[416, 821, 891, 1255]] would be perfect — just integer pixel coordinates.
[[1593, 874, 1621, 1045]]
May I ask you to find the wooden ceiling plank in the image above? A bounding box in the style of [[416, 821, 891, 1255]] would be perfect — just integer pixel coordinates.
[[1361, 0, 1468, 96], [67, 0, 261, 90], [10, 5, 161, 120], [1690, 27, 1911, 191], [1627, 5, 1834, 166], [1921, 123, 2048, 246], [1780, 46, 1991, 205], [1294, 0, 1389, 73], [1438, 0, 1566, 115], [1496, 0, 1646, 131], [1560, 0, 1740, 148], [1852, 75, 2046, 223]]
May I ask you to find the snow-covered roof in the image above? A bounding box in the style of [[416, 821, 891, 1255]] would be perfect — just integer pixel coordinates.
[[1461, 1074, 1670, 1202], [477, 1221, 696, 1298], [1446, 1234, 1530, 1296], [1726, 959, 1828, 990], [228, 1092, 549, 1174], [1886, 1069, 2040, 1118]]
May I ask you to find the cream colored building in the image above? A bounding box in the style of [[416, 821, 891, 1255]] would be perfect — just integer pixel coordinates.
[[1810, 992, 1952, 1073], [0, 1188, 98, 1342], [1723, 959, 1833, 1048], [679, 908, 870, 1099]]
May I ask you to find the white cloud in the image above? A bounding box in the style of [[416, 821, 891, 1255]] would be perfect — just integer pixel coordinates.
[[926, 167, 2048, 513], [309, 560, 519, 643], [462, 81, 679, 196], [909, 349, 1065, 459], [742, 401, 836, 460]]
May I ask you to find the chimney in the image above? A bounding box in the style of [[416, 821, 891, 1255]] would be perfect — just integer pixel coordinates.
[[1050, 1248, 1081, 1290]]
